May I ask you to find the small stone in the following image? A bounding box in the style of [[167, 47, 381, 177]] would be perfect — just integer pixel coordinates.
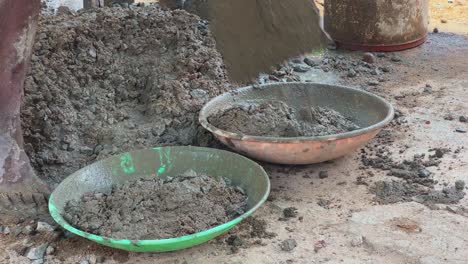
[[36, 221, 55, 233], [362, 52, 376, 64], [381, 66, 391, 72], [190, 89, 208, 99], [394, 109, 403, 119], [433, 27, 439, 33], [371, 68, 381, 75], [418, 169, 431, 178], [423, 86, 433, 93], [376, 53, 386, 58], [2, 226, 10, 235], [304, 57, 319, 67], [88, 48, 97, 58], [455, 180, 465, 191], [441, 19, 447, 23], [280, 239, 297, 252], [455, 128, 466, 133], [444, 113, 454, 121], [347, 69, 357, 77], [283, 207, 298, 218], [23, 225, 35, 235], [391, 56, 402, 62], [46, 246, 55, 255], [350, 235, 364, 247], [291, 58, 302, 64], [293, 65, 310, 73], [80, 146, 94, 155], [459, 116, 467, 123], [367, 80, 380, 86], [319, 171, 328, 179], [27, 244, 48, 260]]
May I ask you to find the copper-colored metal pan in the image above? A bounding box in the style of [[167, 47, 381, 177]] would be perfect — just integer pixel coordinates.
[[199, 82, 394, 165]]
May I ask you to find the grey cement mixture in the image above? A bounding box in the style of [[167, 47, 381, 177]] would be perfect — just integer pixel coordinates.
[[361, 130, 466, 205], [160, 0, 326, 82], [208, 101, 360, 137], [63, 172, 247, 240], [22, 6, 231, 184]]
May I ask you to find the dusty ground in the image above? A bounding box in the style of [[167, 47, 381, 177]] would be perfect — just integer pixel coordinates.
[[1, 1, 467, 264]]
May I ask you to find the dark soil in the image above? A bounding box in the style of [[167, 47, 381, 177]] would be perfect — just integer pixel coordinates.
[[63, 172, 247, 240], [208, 101, 360, 137], [22, 6, 231, 184]]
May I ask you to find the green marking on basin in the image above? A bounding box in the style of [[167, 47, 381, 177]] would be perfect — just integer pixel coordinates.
[[120, 153, 135, 174], [153, 147, 172, 176]]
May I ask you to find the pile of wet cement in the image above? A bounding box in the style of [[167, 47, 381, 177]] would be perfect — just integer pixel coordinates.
[[63, 172, 247, 240], [208, 101, 360, 137], [21, 6, 231, 184]]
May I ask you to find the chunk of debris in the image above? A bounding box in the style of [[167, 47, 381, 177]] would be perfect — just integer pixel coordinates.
[[455, 180, 465, 191], [46, 245, 55, 255], [391, 56, 402, 62], [347, 69, 357, 77], [350, 235, 364, 247], [318, 171, 329, 179], [36, 222, 55, 233], [280, 239, 297, 252], [283, 207, 298, 218], [362, 53, 376, 64], [26, 244, 48, 260]]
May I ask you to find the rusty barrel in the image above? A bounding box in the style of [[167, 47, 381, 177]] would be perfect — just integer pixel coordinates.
[[324, 0, 429, 51]]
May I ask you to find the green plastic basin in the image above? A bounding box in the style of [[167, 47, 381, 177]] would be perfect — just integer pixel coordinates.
[[49, 146, 270, 252]]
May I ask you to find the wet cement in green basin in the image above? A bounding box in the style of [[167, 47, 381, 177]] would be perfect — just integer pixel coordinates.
[[63, 171, 247, 240]]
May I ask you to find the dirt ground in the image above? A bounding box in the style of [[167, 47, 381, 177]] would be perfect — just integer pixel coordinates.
[[1, 1, 468, 263]]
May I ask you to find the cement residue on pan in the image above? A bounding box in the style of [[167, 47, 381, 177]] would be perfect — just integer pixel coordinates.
[[208, 100, 360, 137], [63, 171, 247, 240], [22, 6, 231, 184]]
